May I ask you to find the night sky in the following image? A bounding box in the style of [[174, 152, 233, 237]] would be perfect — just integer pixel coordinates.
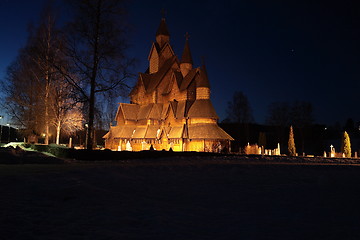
[[1, 0, 359, 126]]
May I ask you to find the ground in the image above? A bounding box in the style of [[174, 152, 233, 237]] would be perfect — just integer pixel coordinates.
[[1, 156, 360, 240]]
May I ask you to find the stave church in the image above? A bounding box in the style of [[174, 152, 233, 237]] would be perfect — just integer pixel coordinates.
[[103, 17, 233, 152]]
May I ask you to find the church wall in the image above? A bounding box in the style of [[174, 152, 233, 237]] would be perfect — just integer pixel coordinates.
[[187, 81, 196, 100], [186, 139, 205, 152], [116, 109, 125, 125], [156, 70, 173, 103], [189, 118, 217, 124], [159, 44, 173, 65], [196, 87, 210, 99], [169, 79, 180, 102], [149, 51, 159, 74], [180, 63, 192, 77], [131, 84, 145, 104], [177, 90, 188, 101], [169, 138, 183, 151]]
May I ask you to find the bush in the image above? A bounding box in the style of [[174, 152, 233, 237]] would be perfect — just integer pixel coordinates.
[[28, 144, 73, 158]]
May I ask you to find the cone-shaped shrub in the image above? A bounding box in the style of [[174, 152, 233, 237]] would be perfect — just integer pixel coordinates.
[[288, 126, 296, 156], [341, 131, 351, 158]]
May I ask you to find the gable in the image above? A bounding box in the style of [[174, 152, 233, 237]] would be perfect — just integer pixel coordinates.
[[159, 42, 175, 60], [179, 68, 198, 91]]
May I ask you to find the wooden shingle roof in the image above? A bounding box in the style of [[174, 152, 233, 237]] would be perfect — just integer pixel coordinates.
[[144, 56, 177, 93], [179, 68, 197, 91], [132, 126, 147, 138], [156, 18, 170, 36], [188, 124, 234, 140], [196, 65, 210, 88], [105, 126, 136, 139], [148, 103, 163, 119], [187, 99, 218, 119], [181, 39, 193, 64], [137, 104, 153, 120], [145, 125, 161, 139], [120, 103, 140, 121], [168, 125, 184, 138]]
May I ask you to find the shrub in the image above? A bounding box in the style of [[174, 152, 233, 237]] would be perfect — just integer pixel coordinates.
[[288, 126, 296, 156], [341, 131, 351, 158]]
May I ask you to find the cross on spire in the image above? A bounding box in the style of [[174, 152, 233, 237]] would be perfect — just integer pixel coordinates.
[[185, 32, 190, 40], [161, 9, 167, 18]]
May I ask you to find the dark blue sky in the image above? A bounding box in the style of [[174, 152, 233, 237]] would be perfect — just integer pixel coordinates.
[[1, 0, 360, 126]]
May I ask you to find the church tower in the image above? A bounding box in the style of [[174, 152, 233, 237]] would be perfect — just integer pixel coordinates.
[[155, 17, 170, 48], [180, 33, 193, 77]]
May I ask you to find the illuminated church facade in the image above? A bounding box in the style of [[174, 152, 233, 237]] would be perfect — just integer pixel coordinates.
[[103, 18, 233, 152]]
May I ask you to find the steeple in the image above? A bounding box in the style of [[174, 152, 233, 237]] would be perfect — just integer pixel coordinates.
[[181, 33, 193, 64], [156, 18, 170, 48], [196, 65, 211, 99], [180, 33, 193, 76]]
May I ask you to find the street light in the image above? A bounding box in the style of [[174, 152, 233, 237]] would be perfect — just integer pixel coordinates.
[[6, 124, 10, 143], [85, 123, 88, 149]]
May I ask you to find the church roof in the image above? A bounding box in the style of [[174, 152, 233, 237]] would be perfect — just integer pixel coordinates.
[[156, 18, 170, 36], [145, 125, 161, 139], [196, 65, 210, 88], [132, 126, 147, 138], [104, 125, 136, 139], [148, 103, 163, 119], [168, 125, 184, 138], [143, 56, 177, 93], [188, 124, 234, 140], [173, 71, 183, 88], [137, 104, 153, 120], [187, 99, 218, 119], [181, 38, 193, 64], [120, 103, 140, 120], [179, 68, 197, 91]]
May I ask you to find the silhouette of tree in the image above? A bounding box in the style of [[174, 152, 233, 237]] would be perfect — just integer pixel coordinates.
[[266, 102, 290, 127], [59, 0, 134, 149], [225, 91, 254, 123], [258, 132, 266, 148], [1, 6, 73, 143], [344, 118, 355, 132], [266, 101, 313, 153]]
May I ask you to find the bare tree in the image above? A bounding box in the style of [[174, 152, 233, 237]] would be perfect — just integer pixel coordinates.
[[1, 5, 84, 144], [28, 7, 63, 144], [266, 101, 313, 153], [1, 49, 45, 136], [266, 102, 290, 127], [60, 0, 134, 149], [50, 79, 84, 144], [225, 91, 254, 123]]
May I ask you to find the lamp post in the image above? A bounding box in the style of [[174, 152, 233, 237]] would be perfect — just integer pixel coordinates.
[[0, 116, 3, 143], [6, 123, 10, 143], [85, 123, 88, 149]]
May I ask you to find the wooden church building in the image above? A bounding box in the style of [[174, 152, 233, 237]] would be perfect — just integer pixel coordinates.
[[103, 17, 233, 152]]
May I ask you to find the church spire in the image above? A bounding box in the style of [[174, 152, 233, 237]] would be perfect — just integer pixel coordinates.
[[156, 18, 170, 36], [180, 32, 193, 76], [155, 17, 170, 48], [181, 32, 193, 65]]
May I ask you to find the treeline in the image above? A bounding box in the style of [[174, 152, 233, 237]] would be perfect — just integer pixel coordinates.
[[0, 0, 134, 149], [223, 91, 360, 155]]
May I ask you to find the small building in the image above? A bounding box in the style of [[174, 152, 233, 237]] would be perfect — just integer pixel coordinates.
[[103, 17, 233, 152]]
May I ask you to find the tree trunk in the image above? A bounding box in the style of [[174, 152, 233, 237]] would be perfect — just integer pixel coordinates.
[[56, 121, 61, 145], [45, 77, 50, 145], [86, 1, 101, 150]]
